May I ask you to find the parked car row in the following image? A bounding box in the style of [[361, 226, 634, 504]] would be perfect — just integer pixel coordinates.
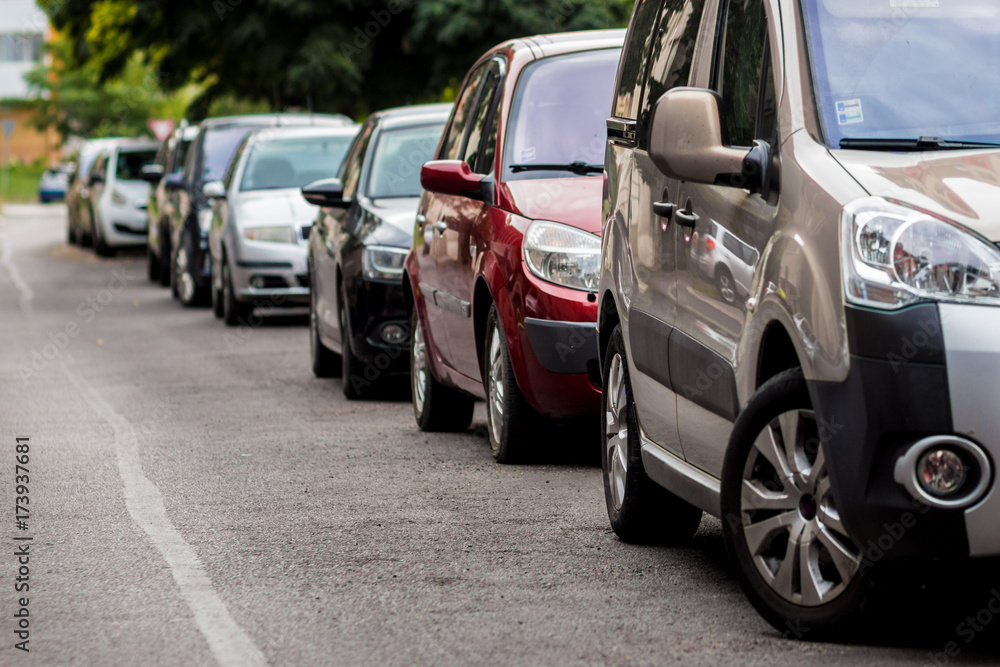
[[61, 0, 1000, 642]]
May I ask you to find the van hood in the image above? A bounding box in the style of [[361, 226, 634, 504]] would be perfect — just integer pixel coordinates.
[[499, 176, 603, 235], [833, 149, 1000, 242], [235, 188, 317, 226]]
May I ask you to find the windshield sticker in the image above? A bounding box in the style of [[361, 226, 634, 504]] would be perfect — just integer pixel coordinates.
[[519, 147, 537, 163], [889, 0, 938, 6], [836, 99, 865, 126]]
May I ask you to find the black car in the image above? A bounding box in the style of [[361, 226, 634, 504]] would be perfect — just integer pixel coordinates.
[[142, 122, 199, 285], [168, 113, 352, 306], [303, 103, 451, 399]]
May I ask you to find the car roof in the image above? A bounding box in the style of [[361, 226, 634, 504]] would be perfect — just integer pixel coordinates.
[[198, 113, 352, 131], [246, 125, 360, 144], [524, 29, 626, 56], [370, 103, 453, 131]]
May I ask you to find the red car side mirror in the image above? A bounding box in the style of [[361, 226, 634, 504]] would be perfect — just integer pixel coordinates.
[[420, 161, 485, 199]]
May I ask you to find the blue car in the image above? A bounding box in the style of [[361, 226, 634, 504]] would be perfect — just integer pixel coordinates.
[[38, 164, 73, 203]]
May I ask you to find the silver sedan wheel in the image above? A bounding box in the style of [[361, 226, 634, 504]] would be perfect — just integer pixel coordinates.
[[604, 352, 628, 511], [411, 315, 428, 415], [486, 325, 505, 445], [740, 409, 861, 607]]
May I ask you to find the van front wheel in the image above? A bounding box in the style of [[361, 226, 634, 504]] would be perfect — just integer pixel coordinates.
[[721, 368, 871, 639]]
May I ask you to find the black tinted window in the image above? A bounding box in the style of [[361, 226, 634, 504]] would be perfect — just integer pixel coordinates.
[[638, 0, 708, 147], [442, 63, 490, 160], [116, 150, 157, 181], [614, 0, 664, 120], [716, 0, 768, 147], [202, 125, 257, 182], [464, 65, 502, 174]]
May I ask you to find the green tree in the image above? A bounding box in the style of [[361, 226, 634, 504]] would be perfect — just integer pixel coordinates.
[[41, 0, 634, 119]]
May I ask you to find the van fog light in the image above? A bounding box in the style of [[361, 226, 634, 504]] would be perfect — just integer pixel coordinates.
[[918, 449, 968, 497], [894, 436, 992, 509], [380, 323, 409, 346]]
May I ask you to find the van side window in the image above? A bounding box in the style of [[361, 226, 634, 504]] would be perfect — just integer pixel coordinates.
[[638, 0, 709, 148], [613, 0, 664, 120], [715, 0, 768, 147], [463, 61, 504, 175]]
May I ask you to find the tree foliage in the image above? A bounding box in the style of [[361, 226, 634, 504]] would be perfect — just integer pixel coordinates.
[[41, 0, 634, 120]]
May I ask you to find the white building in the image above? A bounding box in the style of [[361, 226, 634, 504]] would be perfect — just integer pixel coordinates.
[[0, 0, 47, 100]]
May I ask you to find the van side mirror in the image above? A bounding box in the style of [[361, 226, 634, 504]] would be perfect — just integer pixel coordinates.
[[301, 178, 348, 208], [649, 88, 772, 196]]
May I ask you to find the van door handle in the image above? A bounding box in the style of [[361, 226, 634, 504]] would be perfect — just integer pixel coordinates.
[[434, 220, 448, 236], [674, 204, 699, 229], [653, 201, 675, 219]]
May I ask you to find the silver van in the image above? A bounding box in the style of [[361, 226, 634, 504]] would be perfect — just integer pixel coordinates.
[[600, 0, 1000, 636]]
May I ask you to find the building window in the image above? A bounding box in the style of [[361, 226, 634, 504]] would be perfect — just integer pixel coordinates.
[[0, 34, 43, 63]]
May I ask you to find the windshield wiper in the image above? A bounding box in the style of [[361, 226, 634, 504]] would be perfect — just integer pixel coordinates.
[[840, 137, 1000, 152], [509, 161, 603, 175]]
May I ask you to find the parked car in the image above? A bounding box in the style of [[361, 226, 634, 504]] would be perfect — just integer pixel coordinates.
[[167, 113, 352, 307], [66, 137, 125, 245], [600, 0, 1000, 638], [690, 219, 760, 306], [205, 124, 360, 325], [303, 104, 451, 398], [143, 122, 199, 285], [81, 139, 159, 257], [38, 164, 73, 203], [403, 31, 624, 461]]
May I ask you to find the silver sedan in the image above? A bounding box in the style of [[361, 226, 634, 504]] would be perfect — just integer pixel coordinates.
[[205, 125, 359, 325]]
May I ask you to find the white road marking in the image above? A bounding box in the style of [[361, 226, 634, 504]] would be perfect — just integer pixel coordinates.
[[0, 222, 268, 666]]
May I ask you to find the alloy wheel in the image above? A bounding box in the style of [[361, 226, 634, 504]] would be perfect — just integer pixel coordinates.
[[411, 313, 428, 415], [486, 325, 505, 445], [718, 272, 736, 304], [604, 352, 629, 511], [739, 409, 861, 607]]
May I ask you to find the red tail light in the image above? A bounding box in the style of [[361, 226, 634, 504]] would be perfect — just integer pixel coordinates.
[[705, 236, 716, 252]]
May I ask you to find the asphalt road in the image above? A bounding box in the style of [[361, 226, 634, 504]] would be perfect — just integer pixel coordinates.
[[1, 204, 997, 666]]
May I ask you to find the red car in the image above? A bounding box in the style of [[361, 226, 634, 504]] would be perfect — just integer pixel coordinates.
[[403, 30, 625, 462]]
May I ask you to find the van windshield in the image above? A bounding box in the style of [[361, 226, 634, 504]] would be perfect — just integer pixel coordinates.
[[801, 0, 1000, 147]]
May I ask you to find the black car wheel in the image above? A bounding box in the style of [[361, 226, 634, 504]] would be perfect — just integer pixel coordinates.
[[310, 273, 341, 379], [148, 247, 161, 282], [93, 219, 115, 258], [410, 306, 473, 432], [602, 323, 702, 544], [211, 256, 224, 319], [158, 232, 171, 287], [174, 232, 208, 307], [340, 283, 374, 400], [721, 368, 870, 639]]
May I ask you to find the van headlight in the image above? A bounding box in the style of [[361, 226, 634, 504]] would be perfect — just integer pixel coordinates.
[[362, 246, 408, 281], [842, 197, 1000, 309], [523, 220, 601, 292], [245, 226, 296, 244]]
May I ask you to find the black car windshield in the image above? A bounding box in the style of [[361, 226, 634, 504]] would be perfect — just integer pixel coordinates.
[[202, 125, 258, 182], [116, 150, 157, 181], [240, 136, 354, 191], [504, 48, 620, 180], [802, 0, 1000, 147], [366, 123, 446, 199]]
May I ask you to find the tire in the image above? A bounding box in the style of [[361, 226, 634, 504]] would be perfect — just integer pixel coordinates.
[[483, 304, 541, 463], [410, 306, 474, 432], [310, 275, 341, 379], [158, 233, 171, 287], [211, 255, 224, 319], [67, 218, 77, 245], [173, 232, 208, 307], [721, 368, 870, 640], [223, 260, 251, 326], [339, 284, 372, 400], [148, 247, 161, 283], [602, 323, 703, 544], [716, 266, 736, 305], [93, 218, 115, 258]]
